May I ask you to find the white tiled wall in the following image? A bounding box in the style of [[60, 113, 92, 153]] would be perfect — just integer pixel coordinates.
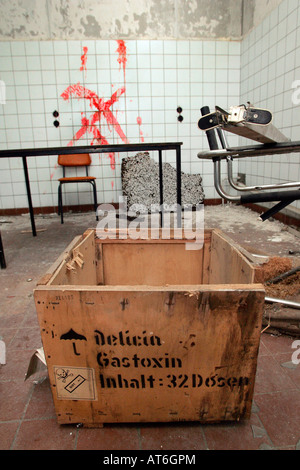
[[0, 38, 241, 210], [239, 0, 300, 213], [1, 2, 300, 217]]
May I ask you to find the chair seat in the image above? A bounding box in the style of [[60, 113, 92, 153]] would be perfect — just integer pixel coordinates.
[[59, 176, 96, 182]]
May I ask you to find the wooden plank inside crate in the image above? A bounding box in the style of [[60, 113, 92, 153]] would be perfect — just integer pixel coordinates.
[[101, 241, 204, 286], [96, 230, 211, 286], [210, 230, 255, 284]]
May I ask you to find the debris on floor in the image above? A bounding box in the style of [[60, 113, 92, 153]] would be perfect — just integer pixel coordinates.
[[0, 339, 6, 365], [265, 271, 300, 300], [25, 347, 47, 382], [1, 207, 300, 449], [255, 256, 293, 284], [257, 257, 300, 337]]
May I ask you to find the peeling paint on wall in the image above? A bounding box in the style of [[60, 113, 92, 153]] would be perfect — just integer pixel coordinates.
[[80, 15, 101, 38], [0, 0, 50, 39], [177, 0, 242, 39], [0, 0, 246, 41], [0, 0, 284, 40]]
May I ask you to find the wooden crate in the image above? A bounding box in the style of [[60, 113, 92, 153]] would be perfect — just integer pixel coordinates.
[[34, 228, 265, 426]]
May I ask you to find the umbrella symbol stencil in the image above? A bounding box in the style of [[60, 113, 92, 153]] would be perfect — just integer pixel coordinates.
[[60, 328, 87, 356]]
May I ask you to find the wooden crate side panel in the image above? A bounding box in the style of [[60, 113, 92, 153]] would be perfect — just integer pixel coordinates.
[[37, 235, 83, 286], [210, 230, 255, 284], [95, 241, 104, 285], [96, 230, 212, 286], [48, 230, 97, 286], [201, 234, 211, 284], [101, 242, 204, 286], [34, 286, 265, 425]]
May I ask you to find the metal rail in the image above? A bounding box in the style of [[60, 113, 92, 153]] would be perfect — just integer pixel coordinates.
[[265, 296, 300, 310], [226, 156, 300, 192], [197, 140, 300, 160], [212, 154, 300, 208], [213, 159, 240, 202]]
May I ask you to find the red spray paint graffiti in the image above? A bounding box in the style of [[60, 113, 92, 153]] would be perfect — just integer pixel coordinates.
[[50, 165, 57, 180], [59, 39, 146, 174], [61, 83, 128, 169], [80, 46, 88, 73], [136, 116, 144, 142], [116, 40, 127, 82]]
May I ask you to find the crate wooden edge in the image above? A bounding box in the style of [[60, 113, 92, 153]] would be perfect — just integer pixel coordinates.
[[35, 228, 261, 289]]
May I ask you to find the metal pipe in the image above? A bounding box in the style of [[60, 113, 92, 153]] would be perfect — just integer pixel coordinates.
[[216, 128, 229, 149], [240, 188, 300, 204], [213, 158, 300, 205], [265, 296, 300, 310], [213, 159, 240, 202], [260, 199, 295, 221], [201, 106, 219, 151], [227, 156, 300, 192]]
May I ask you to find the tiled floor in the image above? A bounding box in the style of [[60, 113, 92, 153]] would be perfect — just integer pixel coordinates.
[[0, 207, 299, 451]]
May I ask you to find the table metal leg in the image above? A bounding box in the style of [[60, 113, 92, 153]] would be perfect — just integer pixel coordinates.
[[22, 156, 37, 236], [176, 145, 182, 228], [0, 232, 6, 269], [158, 149, 163, 226]]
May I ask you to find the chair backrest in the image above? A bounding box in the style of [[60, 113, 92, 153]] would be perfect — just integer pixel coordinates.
[[58, 153, 91, 167]]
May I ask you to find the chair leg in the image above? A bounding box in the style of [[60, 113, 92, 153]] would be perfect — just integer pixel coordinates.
[[92, 181, 98, 221]]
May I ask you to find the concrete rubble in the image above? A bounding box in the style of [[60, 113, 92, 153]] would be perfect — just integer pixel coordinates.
[[121, 152, 205, 212]]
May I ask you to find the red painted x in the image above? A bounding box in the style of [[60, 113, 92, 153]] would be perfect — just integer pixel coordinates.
[[61, 83, 128, 144], [61, 83, 128, 169]]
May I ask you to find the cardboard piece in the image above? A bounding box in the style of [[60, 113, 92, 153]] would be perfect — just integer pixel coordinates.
[[25, 347, 47, 381]]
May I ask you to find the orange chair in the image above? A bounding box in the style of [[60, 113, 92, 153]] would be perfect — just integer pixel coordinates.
[[57, 153, 98, 224]]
